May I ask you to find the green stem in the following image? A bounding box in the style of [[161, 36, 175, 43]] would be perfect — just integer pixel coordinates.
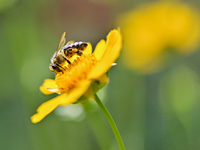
[[94, 94, 125, 150]]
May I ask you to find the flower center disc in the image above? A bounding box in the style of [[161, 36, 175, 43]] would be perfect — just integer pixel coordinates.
[[55, 54, 97, 93]]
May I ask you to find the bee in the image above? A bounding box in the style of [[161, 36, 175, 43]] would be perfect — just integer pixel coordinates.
[[49, 32, 88, 73]]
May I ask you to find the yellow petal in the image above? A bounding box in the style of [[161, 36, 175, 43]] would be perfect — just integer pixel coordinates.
[[31, 93, 68, 123], [40, 79, 59, 95], [96, 74, 109, 84], [88, 29, 122, 79], [32, 80, 92, 123], [60, 79, 92, 105], [93, 39, 106, 60], [83, 42, 92, 55]]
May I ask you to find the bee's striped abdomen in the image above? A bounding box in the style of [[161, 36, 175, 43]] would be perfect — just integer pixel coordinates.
[[63, 41, 88, 58], [63, 42, 87, 50]]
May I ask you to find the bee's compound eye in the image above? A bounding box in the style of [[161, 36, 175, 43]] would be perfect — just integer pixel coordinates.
[[49, 64, 56, 70], [51, 65, 57, 69]]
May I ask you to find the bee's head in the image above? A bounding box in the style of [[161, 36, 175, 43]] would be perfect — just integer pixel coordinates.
[[49, 64, 62, 73]]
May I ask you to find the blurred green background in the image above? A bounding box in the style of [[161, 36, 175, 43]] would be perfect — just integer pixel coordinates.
[[1, 0, 200, 150]]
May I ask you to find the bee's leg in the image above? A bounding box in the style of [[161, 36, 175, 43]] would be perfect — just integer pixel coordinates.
[[66, 41, 75, 45], [68, 48, 79, 53], [62, 56, 71, 64], [68, 48, 82, 56], [55, 63, 65, 73], [67, 59, 71, 64], [77, 50, 82, 56]]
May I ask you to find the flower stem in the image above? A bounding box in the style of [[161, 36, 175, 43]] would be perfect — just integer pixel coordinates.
[[94, 94, 125, 150]]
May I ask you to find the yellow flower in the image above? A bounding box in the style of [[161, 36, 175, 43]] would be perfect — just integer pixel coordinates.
[[118, 1, 200, 73], [31, 29, 122, 123]]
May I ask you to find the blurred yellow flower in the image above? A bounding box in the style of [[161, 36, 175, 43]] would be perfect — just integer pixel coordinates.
[[31, 29, 122, 123], [118, 1, 200, 73]]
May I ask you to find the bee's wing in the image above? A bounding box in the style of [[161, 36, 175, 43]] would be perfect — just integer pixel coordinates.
[[62, 40, 75, 50], [56, 32, 66, 54], [66, 40, 75, 45]]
